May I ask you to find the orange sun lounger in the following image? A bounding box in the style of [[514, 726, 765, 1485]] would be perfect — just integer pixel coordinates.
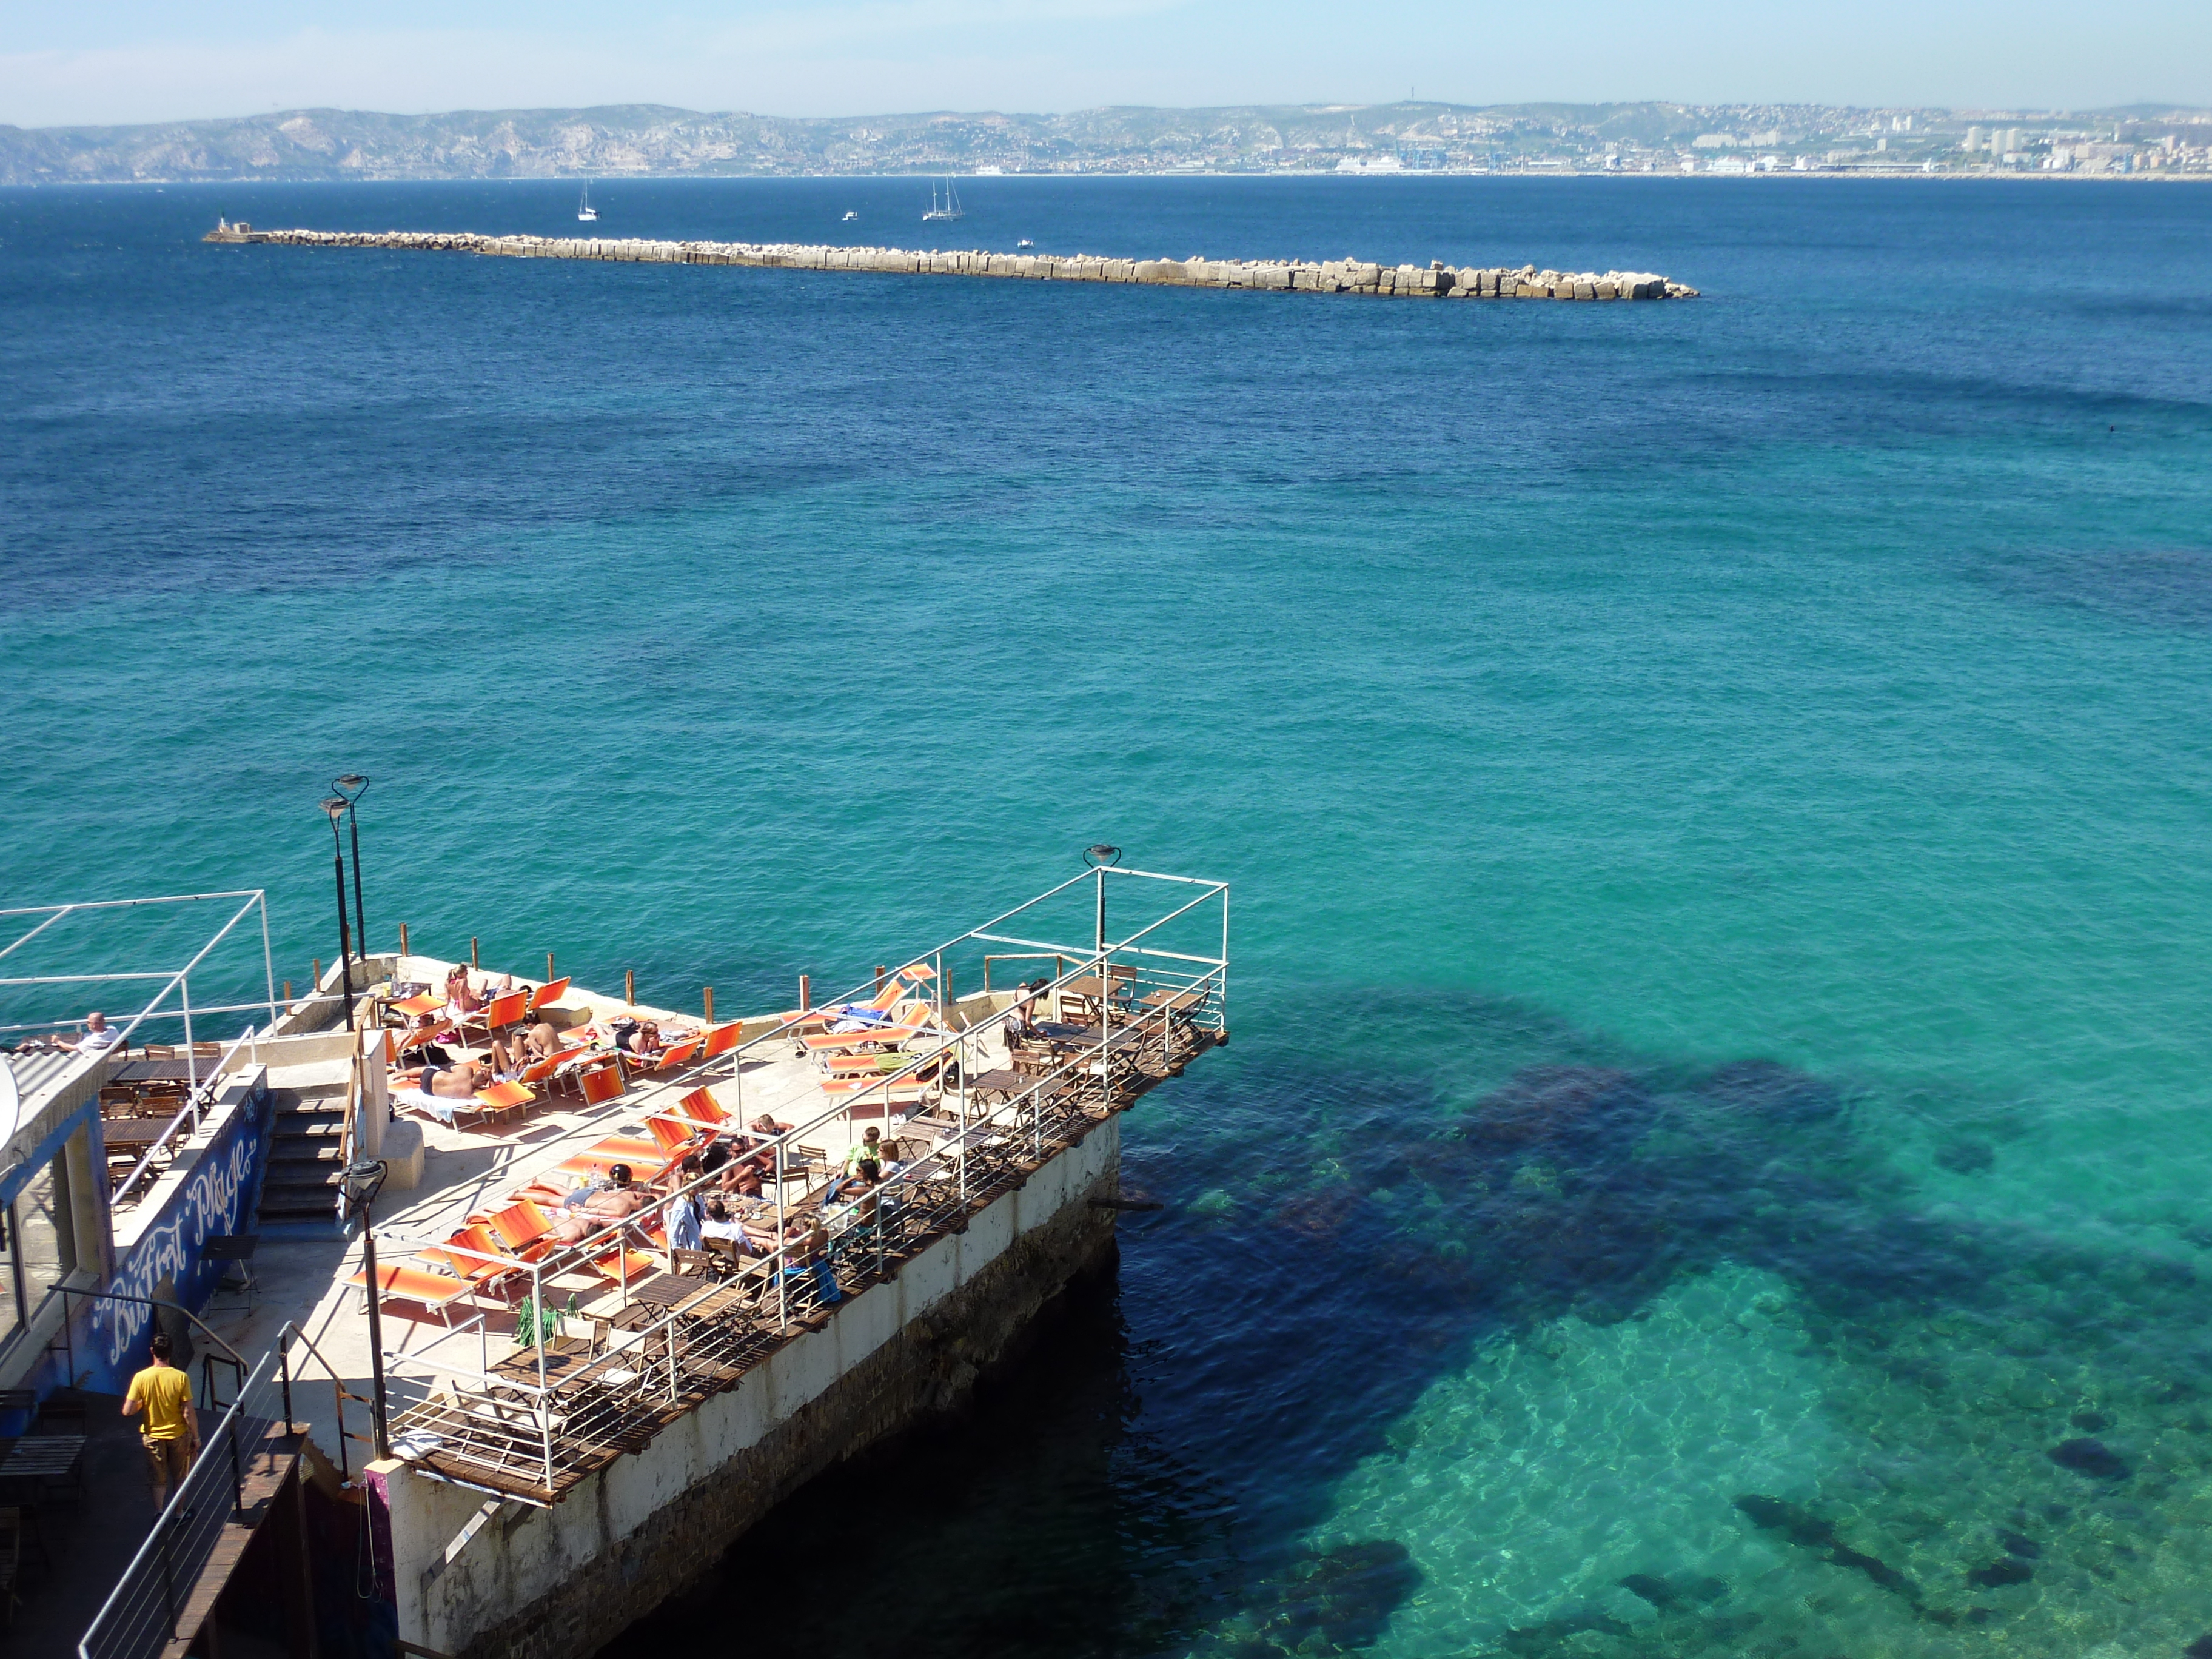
[[801, 1001, 936, 1060], [347, 1261, 474, 1322], [530, 977, 571, 1012]]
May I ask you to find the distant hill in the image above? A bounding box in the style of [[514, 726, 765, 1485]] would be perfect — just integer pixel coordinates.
[[2, 101, 2207, 184]]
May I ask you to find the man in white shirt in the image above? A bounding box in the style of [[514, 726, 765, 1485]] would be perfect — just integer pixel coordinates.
[[62, 1012, 122, 1054]]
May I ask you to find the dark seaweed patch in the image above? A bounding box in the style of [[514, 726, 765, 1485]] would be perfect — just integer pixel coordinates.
[[1732, 1495, 1919, 1601], [1999, 1530, 2041, 1559], [1967, 1558, 2033, 1588], [2070, 1410, 2110, 1432], [2048, 1438, 2131, 1480], [1934, 1139, 1994, 1175]]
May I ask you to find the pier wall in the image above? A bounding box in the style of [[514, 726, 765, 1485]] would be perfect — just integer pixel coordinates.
[[206, 224, 1698, 300], [377, 1115, 1123, 1659]]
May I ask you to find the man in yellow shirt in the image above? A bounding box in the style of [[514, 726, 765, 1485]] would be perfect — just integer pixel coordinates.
[[122, 1332, 198, 1510]]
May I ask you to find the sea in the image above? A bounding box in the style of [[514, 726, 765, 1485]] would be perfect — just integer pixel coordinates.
[[5, 173, 2212, 1659]]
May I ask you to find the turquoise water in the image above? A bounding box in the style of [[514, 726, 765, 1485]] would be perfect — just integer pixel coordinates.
[[5, 176, 2212, 1656]]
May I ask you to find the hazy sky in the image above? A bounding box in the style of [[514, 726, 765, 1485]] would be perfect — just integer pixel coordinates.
[[2, 0, 2205, 128]]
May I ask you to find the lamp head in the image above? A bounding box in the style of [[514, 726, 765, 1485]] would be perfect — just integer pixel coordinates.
[[1082, 844, 1123, 868], [332, 774, 370, 803], [341, 1157, 389, 1211], [320, 796, 349, 823]]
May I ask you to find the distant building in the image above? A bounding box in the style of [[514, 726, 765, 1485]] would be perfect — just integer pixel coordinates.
[[1692, 133, 1738, 149], [1964, 126, 1984, 152]]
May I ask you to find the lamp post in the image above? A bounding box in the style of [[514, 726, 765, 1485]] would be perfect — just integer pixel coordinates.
[[1082, 844, 1122, 953], [321, 797, 355, 1033], [333, 774, 370, 974], [340, 1158, 393, 1460]]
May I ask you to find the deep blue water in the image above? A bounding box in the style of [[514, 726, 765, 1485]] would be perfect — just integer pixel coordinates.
[[5, 175, 2212, 1658]]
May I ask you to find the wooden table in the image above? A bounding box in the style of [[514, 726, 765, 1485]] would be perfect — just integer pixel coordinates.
[[0, 1433, 87, 1505], [110, 1061, 213, 1086], [961, 1069, 1031, 1104]]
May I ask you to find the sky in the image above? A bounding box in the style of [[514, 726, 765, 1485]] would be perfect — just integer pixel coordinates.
[[1, 0, 2206, 129]]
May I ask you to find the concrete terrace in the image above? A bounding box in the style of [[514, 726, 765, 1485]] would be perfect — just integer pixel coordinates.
[[198, 866, 1232, 1505]]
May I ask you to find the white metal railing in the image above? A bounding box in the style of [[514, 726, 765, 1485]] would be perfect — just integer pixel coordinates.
[[0, 891, 278, 1121]]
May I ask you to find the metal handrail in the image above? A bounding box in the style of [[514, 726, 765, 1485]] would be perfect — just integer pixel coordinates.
[[109, 1025, 261, 1210]]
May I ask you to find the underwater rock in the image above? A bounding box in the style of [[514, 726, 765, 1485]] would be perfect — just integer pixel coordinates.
[[1498, 1609, 1634, 1654], [1999, 1530, 2042, 1558], [2184, 1634, 2212, 1659], [2070, 1409, 2110, 1432], [1732, 1495, 1918, 1600], [2048, 1438, 2131, 1479], [1968, 1558, 2033, 1588], [1935, 1139, 1995, 1175], [1462, 1066, 1650, 1151], [1256, 1539, 1421, 1653], [1617, 1572, 1727, 1610]]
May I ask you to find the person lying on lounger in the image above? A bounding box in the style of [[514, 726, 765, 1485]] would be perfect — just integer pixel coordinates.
[[413, 1059, 491, 1099], [551, 1165, 651, 1245]]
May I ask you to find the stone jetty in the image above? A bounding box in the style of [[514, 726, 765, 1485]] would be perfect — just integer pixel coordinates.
[[203, 221, 1698, 301]]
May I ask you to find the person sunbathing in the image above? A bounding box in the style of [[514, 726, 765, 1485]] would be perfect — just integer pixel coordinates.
[[551, 1165, 651, 1245], [523, 1020, 561, 1063], [444, 965, 485, 1016], [413, 1059, 491, 1099], [403, 1012, 454, 1064]]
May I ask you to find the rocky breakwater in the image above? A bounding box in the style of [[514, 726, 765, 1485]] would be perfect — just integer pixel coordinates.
[[202, 222, 1698, 301]]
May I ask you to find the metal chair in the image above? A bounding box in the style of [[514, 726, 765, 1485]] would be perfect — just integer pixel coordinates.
[[203, 1233, 260, 1313]]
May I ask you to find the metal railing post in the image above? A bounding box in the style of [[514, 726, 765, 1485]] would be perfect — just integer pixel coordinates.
[[280, 1331, 295, 1434], [181, 974, 198, 1116], [158, 1513, 179, 1639], [228, 1409, 246, 1519]]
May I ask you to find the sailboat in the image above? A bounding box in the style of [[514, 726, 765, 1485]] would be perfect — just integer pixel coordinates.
[[577, 182, 598, 223], [842, 210, 859, 222], [922, 178, 964, 221]]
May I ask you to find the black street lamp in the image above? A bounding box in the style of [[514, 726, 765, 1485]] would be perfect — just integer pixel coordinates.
[[333, 775, 370, 975], [321, 798, 355, 1033], [340, 1158, 394, 1460], [1082, 844, 1122, 953]]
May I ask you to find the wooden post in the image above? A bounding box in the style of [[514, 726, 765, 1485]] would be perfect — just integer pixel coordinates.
[[312, 959, 321, 997], [471, 937, 480, 968], [703, 987, 714, 1024], [398, 922, 409, 957], [875, 965, 886, 996], [284, 980, 293, 1008], [798, 974, 810, 1011], [625, 970, 636, 1008], [546, 951, 555, 983]]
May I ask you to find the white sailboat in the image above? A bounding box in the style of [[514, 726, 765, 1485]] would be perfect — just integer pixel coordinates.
[[922, 178, 964, 221], [577, 182, 598, 223], [842, 210, 859, 222]]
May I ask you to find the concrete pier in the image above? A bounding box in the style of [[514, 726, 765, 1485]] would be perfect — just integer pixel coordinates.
[[203, 221, 1700, 300]]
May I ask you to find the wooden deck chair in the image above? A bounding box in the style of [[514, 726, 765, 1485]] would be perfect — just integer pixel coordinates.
[[518, 1046, 595, 1087], [576, 1059, 626, 1107], [346, 1261, 473, 1322], [396, 1021, 454, 1056], [697, 1022, 743, 1062], [530, 977, 571, 1012], [821, 1074, 933, 1107]]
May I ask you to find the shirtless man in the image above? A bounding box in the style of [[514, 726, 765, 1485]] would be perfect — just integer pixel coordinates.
[[552, 1165, 652, 1245], [412, 1059, 491, 1100]]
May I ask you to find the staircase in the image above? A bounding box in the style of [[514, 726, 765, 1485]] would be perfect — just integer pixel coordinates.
[[255, 1085, 348, 1238]]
